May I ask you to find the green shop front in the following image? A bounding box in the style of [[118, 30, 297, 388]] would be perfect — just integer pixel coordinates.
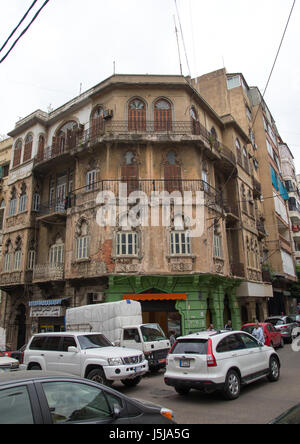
[[105, 275, 242, 336]]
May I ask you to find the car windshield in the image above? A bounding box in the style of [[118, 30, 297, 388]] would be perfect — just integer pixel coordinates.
[[77, 334, 112, 350], [171, 339, 208, 355], [140, 324, 167, 342]]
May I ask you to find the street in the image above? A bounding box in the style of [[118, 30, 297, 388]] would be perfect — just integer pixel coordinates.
[[115, 345, 300, 424]]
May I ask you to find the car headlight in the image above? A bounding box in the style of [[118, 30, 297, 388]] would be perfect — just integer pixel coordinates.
[[107, 357, 124, 366]]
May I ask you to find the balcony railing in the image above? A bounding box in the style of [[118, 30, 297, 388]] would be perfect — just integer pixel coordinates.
[[230, 262, 246, 278], [33, 263, 64, 282], [34, 120, 237, 167], [72, 179, 223, 208]]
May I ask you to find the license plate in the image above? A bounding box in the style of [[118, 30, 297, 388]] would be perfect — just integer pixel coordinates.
[[134, 366, 141, 373], [180, 359, 190, 368]]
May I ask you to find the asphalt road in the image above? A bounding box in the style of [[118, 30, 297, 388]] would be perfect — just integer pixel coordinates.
[[115, 343, 300, 424]]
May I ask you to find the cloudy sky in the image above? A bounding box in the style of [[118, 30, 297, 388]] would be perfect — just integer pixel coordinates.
[[0, 0, 299, 168]]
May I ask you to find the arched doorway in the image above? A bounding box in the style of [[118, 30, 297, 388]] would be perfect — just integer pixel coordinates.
[[15, 304, 26, 349]]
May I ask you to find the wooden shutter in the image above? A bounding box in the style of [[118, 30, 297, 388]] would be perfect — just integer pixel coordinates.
[[23, 137, 33, 162], [121, 165, 139, 195], [164, 164, 182, 193], [154, 101, 172, 132], [37, 136, 45, 161], [128, 105, 146, 131], [13, 145, 22, 167]]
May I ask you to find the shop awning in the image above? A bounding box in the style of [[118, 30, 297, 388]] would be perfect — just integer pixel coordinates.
[[29, 298, 70, 307], [123, 293, 187, 301]]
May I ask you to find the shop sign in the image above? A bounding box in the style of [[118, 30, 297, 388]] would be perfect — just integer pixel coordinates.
[[30, 306, 63, 318]]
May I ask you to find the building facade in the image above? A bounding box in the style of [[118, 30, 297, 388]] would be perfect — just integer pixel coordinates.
[[195, 69, 297, 317], [0, 73, 283, 349]]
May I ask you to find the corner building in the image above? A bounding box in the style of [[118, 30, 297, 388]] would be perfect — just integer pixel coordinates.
[[0, 74, 272, 348]]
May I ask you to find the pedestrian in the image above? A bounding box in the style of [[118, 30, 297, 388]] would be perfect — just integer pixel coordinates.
[[208, 324, 215, 331], [252, 320, 265, 344], [224, 320, 233, 331], [169, 330, 176, 346]]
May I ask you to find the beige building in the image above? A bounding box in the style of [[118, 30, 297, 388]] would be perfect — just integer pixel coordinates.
[[0, 74, 274, 348], [195, 69, 297, 316], [0, 137, 12, 348]]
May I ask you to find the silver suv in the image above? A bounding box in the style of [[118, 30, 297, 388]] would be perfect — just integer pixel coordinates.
[[164, 330, 280, 400], [265, 316, 299, 343]]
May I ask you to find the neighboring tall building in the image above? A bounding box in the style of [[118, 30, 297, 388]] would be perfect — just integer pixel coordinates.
[[0, 137, 12, 348], [0, 74, 273, 348], [195, 69, 297, 316]]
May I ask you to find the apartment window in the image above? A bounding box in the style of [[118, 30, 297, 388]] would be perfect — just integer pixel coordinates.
[[76, 236, 89, 260], [243, 147, 249, 173], [86, 170, 97, 192], [154, 99, 172, 131], [170, 231, 191, 255], [23, 134, 33, 162], [33, 193, 40, 212], [227, 76, 241, 90], [49, 243, 64, 265], [27, 249, 36, 270], [90, 106, 104, 139], [128, 99, 146, 131], [13, 140, 22, 168], [18, 194, 27, 213], [0, 200, 5, 230], [13, 250, 22, 271], [213, 233, 223, 258], [9, 197, 17, 217], [116, 232, 138, 256], [3, 252, 11, 272]]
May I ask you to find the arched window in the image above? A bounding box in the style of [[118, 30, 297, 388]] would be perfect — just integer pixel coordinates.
[[37, 135, 45, 162], [154, 99, 172, 131], [128, 99, 146, 131], [3, 240, 12, 272], [13, 140, 22, 168], [164, 151, 181, 193], [13, 237, 22, 271], [18, 183, 27, 213], [53, 121, 78, 155], [23, 134, 33, 162], [241, 184, 247, 213], [90, 106, 104, 139], [190, 107, 200, 135], [9, 187, 17, 216]]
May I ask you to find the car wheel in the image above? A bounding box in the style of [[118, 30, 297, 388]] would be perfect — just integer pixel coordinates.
[[223, 370, 241, 400], [87, 368, 112, 386], [29, 363, 42, 370], [175, 386, 190, 396], [267, 356, 280, 382], [121, 376, 142, 387]]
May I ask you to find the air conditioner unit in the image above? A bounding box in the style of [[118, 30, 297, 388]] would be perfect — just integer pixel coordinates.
[[103, 109, 113, 119]]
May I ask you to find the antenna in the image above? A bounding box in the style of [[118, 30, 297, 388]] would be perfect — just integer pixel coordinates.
[[174, 0, 191, 77], [113, 61, 116, 75], [173, 15, 183, 76]]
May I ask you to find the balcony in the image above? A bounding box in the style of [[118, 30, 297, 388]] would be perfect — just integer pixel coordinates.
[[33, 120, 236, 172], [36, 202, 68, 223], [33, 263, 64, 283], [230, 262, 246, 278], [0, 271, 23, 287], [72, 179, 224, 208]]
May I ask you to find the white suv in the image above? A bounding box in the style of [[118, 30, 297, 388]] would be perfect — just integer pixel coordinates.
[[23, 332, 148, 387], [164, 330, 280, 400]]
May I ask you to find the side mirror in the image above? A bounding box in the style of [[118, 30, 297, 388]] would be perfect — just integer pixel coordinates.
[[68, 346, 79, 353]]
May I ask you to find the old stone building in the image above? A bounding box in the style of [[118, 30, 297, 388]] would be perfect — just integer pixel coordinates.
[[0, 74, 276, 348], [195, 69, 297, 318]]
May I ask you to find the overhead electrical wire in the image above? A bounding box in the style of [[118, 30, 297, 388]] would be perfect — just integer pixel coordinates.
[[0, 0, 39, 54], [0, 0, 50, 64]]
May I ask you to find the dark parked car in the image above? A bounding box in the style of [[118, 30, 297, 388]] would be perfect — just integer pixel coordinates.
[[269, 403, 300, 424], [0, 371, 175, 424], [265, 316, 299, 343]]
